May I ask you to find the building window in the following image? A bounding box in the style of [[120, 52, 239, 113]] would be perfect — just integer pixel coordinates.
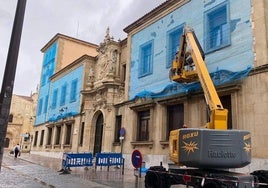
[[41, 43, 56, 86], [167, 25, 184, 67], [55, 126, 61, 145], [33, 131, 38, 146], [122, 64, 126, 81], [139, 41, 153, 77], [41, 70, 46, 86], [44, 95, 48, 113], [70, 79, 78, 102], [41, 65, 49, 86], [220, 95, 232, 129], [51, 89, 58, 109], [40, 130, 44, 146], [79, 122, 85, 146], [167, 104, 184, 140], [37, 98, 43, 115], [24, 133, 30, 141], [47, 127, 52, 145], [60, 84, 67, 106], [137, 110, 150, 141], [41, 62, 54, 86], [205, 1, 230, 52], [114, 115, 122, 142], [8, 114, 13, 122], [65, 124, 72, 145]]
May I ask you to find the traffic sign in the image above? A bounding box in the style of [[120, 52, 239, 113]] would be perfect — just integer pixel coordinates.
[[120, 127, 126, 136], [131, 149, 142, 168]]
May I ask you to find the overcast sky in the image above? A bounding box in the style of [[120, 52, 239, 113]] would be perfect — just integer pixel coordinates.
[[0, 0, 166, 96]]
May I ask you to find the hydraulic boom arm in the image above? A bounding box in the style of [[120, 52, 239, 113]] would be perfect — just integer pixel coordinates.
[[167, 26, 250, 169], [170, 26, 228, 130]]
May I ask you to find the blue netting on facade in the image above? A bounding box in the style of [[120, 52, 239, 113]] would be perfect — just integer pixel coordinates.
[[132, 66, 251, 100], [48, 111, 78, 122]]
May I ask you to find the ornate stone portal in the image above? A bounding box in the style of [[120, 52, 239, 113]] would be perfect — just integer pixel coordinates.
[[81, 27, 125, 154]]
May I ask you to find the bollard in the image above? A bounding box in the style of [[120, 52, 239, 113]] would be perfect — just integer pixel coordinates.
[[134, 168, 139, 188], [122, 158, 124, 175], [108, 157, 110, 171]]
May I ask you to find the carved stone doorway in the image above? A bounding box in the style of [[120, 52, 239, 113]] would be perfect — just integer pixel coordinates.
[[93, 113, 104, 156]]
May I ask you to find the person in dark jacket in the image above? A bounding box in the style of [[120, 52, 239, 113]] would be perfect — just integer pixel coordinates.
[[13, 144, 21, 158]]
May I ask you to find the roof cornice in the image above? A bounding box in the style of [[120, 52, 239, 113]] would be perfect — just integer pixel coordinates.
[[123, 0, 190, 34], [41, 33, 98, 52]]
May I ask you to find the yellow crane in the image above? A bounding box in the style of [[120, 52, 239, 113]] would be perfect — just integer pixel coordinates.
[[170, 26, 228, 130], [145, 26, 266, 188], [168, 26, 250, 168]]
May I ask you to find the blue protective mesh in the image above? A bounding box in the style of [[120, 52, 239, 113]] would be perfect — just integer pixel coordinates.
[[133, 66, 251, 100], [129, 0, 253, 101], [48, 111, 78, 122]]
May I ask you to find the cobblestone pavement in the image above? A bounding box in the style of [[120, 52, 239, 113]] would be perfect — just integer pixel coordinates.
[[1, 152, 145, 188]]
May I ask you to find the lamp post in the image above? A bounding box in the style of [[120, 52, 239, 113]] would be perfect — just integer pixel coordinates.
[[0, 0, 26, 171]]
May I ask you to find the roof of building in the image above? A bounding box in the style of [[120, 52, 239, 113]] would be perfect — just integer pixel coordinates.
[[123, 0, 189, 33], [41, 33, 99, 52], [50, 54, 96, 81], [15, 94, 33, 102]]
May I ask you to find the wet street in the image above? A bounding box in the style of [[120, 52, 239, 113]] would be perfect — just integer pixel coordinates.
[[1, 152, 145, 188]]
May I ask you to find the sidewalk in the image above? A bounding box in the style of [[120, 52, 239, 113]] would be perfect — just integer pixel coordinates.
[[2, 151, 145, 188], [19, 152, 63, 171]]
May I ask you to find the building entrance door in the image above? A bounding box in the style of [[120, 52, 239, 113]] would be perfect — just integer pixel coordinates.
[[93, 113, 103, 156]]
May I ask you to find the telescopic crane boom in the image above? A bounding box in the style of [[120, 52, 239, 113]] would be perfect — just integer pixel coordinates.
[[168, 26, 251, 168], [145, 26, 267, 188], [170, 26, 228, 130]]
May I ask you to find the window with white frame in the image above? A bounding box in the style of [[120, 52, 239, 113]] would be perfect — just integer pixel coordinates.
[[167, 25, 184, 67], [139, 41, 153, 77], [205, 1, 230, 52]]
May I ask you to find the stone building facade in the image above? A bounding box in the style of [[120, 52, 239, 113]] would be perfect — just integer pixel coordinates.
[[31, 0, 268, 172], [115, 0, 268, 171], [32, 33, 98, 158], [80, 31, 127, 156], [31, 29, 127, 159], [5, 93, 38, 152]]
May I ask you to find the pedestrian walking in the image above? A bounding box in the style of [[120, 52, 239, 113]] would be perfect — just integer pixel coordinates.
[[13, 144, 21, 158]]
